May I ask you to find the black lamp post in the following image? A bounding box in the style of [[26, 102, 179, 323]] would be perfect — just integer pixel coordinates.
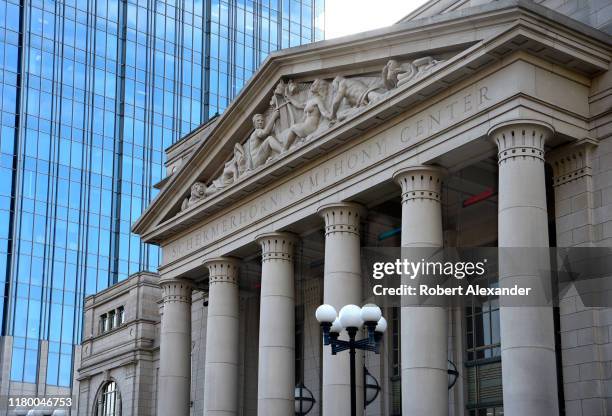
[[316, 304, 387, 416]]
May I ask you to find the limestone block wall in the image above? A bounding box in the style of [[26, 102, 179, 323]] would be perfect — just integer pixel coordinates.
[[77, 362, 152, 416], [363, 309, 390, 416], [239, 294, 260, 416], [448, 308, 466, 416], [551, 68, 612, 416], [301, 276, 323, 416], [401, 0, 612, 34], [76, 272, 161, 416], [191, 288, 261, 416], [190, 290, 208, 416], [536, 0, 612, 34]]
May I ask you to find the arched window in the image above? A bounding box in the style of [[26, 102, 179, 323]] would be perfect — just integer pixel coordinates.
[[96, 381, 121, 416]]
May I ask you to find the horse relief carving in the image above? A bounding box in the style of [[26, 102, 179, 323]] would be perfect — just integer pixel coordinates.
[[180, 56, 442, 212]]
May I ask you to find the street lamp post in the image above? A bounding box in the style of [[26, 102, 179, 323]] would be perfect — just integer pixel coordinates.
[[315, 304, 387, 416]]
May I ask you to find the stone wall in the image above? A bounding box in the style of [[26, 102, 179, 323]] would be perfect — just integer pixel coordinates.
[[551, 68, 612, 416], [190, 290, 208, 416], [536, 0, 612, 33], [301, 275, 324, 416], [76, 272, 161, 416], [400, 0, 612, 34]]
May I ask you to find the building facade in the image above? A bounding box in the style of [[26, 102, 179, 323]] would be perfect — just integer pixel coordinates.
[[76, 272, 161, 416], [0, 0, 323, 410], [79, 0, 611, 416]]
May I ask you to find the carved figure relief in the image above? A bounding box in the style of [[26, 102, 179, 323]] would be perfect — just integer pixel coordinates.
[[278, 78, 333, 148], [247, 112, 284, 167], [181, 181, 211, 210], [179, 56, 443, 212], [384, 56, 441, 88]]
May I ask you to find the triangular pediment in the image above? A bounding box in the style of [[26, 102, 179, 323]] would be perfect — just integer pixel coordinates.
[[173, 56, 449, 211], [132, 0, 611, 244]]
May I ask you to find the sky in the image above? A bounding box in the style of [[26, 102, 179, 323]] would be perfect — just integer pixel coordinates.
[[324, 0, 431, 39]]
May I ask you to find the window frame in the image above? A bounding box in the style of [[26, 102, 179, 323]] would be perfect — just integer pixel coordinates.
[[99, 314, 107, 334], [464, 275, 503, 412], [96, 380, 121, 416]]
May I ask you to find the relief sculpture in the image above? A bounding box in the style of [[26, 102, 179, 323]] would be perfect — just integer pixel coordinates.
[[180, 56, 443, 212], [278, 78, 333, 148]]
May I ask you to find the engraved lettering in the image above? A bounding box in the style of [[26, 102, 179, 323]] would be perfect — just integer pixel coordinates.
[[249, 204, 257, 219], [163, 85, 494, 266], [323, 167, 331, 182], [464, 93, 472, 112], [334, 160, 343, 176], [400, 126, 411, 143], [361, 147, 371, 163], [479, 87, 490, 105], [309, 173, 319, 189], [416, 119, 424, 136], [429, 110, 440, 131], [446, 101, 458, 119], [347, 152, 358, 169]]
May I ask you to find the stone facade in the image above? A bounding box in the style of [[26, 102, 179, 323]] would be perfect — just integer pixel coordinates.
[[400, 0, 612, 35], [75, 1, 612, 416], [75, 273, 161, 416]]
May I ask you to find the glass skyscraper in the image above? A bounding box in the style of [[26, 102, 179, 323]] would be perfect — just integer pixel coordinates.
[[0, 0, 323, 394]]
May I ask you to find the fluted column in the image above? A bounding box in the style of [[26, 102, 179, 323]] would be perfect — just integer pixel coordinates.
[[393, 165, 448, 416], [491, 120, 559, 416], [158, 277, 193, 416], [203, 258, 240, 416], [317, 202, 365, 416], [256, 232, 297, 415]]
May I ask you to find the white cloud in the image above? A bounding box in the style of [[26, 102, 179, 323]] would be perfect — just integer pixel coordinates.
[[324, 0, 430, 39]]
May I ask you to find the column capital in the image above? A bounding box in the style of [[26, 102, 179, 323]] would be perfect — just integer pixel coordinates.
[[203, 257, 240, 285], [159, 277, 193, 304], [256, 232, 297, 263], [393, 165, 445, 203], [317, 202, 365, 236], [489, 119, 554, 164], [548, 138, 597, 187]]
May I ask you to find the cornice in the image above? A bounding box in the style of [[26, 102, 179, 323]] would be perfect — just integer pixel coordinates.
[[399, 0, 612, 46], [78, 352, 155, 378], [132, 3, 611, 242], [84, 272, 160, 310]]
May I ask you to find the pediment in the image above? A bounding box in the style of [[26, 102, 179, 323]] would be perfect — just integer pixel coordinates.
[[133, 1, 611, 244], [160, 53, 463, 227], [177, 56, 447, 210]]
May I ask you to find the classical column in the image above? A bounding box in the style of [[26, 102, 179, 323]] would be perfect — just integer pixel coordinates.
[[203, 258, 240, 416], [393, 165, 448, 416], [317, 202, 365, 416], [490, 120, 559, 416], [256, 232, 297, 416], [158, 277, 193, 416]]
